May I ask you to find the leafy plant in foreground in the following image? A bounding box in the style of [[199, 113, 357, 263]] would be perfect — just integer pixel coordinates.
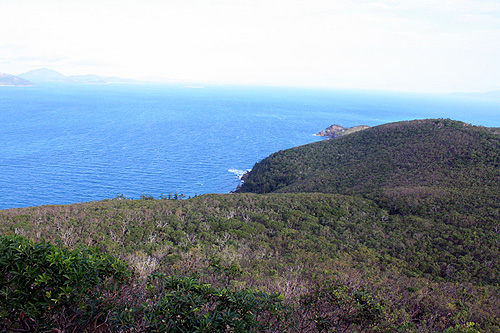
[[0, 235, 132, 332], [143, 272, 284, 332]]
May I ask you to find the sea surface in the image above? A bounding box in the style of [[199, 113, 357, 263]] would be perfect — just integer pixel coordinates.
[[1, 83, 499, 209]]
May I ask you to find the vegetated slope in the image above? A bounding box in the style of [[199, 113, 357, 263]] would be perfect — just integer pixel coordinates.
[[239, 119, 500, 196], [238, 119, 500, 285], [2, 194, 500, 331], [1, 193, 387, 268], [238, 119, 500, 218]]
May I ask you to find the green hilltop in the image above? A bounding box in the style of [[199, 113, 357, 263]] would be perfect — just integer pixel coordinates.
[[239, 118, 500, 197], [238, 118, 500, 282], [1, 118, 499, 332]]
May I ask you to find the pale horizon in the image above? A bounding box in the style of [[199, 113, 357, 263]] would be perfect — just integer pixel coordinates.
[[1, 0, 500, 93]]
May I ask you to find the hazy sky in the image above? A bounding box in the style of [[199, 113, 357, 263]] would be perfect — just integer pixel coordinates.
[[1, 0, 499, 92]]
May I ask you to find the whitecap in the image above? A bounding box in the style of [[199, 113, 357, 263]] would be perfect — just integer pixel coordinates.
[[228, 169, 251, 180]]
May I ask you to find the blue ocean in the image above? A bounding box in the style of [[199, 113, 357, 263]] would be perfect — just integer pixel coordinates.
[[1, 84, 499, 209]]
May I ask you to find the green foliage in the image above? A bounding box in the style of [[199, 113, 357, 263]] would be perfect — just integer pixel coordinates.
[[144, 273, 284, 332], [236, 119, 500, 286], [0, 235, 131, 331], [207, 256, 242, 281], [444, 322, 481, 333], [299, 279, 385, 332], [239, 119, 500, 198]]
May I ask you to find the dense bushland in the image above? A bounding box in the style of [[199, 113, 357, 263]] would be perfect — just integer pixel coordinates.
[[0, 235, 288, 332], [239, 119, 500, 196], [3, 192, 499, 286], [237, 119, 500, 285], [1, 193, 499, 331], [1, 234, 497, 332]]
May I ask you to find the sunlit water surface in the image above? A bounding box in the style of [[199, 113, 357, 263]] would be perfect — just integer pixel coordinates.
[[1, 84, 499, 209]]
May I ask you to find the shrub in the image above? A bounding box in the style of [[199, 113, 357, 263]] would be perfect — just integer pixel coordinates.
[[143, 273, 284, 332], [298, 279, 385, 332], [0, 235, 131, 332]]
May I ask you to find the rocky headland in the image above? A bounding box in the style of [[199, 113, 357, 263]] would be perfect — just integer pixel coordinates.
[[315, 124, 369, 138]]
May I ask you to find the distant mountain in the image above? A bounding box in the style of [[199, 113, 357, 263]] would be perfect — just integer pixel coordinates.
[[18, 68, 138, 84], [0, 73, 34, 86], [18, 68, 68, 83], [101, 76, 140, 84], [67, 74, 107, 84]]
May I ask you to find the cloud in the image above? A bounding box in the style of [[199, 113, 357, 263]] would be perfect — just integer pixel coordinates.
[[13, 55, 67, 63], [0, 43, 24, 51]]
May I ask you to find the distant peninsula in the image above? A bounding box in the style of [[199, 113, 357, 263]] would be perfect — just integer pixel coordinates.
[[315, 124, 369, 138], [0, 73, 34, 87], [18, 68, 138, 84]]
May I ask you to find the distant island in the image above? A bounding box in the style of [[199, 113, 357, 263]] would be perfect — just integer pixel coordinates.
[[17, 68, 138, 84], [0, 73, 34, 87], [314, 124, 369, 138]]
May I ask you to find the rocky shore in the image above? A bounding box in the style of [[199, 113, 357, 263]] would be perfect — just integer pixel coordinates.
[[315, 124, 369, 138]]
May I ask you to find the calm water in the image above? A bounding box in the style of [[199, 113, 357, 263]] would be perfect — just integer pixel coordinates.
[[1, 83, 499, 209]]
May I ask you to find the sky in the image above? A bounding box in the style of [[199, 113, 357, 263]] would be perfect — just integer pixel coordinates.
[[1, 0, 500, 93]]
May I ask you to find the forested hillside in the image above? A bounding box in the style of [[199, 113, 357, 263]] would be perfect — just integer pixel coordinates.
[[238, 119, 500, 282], [1, 119, 499, 331], [238, 119, 500, 197], [2, 194, 499, 331]]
